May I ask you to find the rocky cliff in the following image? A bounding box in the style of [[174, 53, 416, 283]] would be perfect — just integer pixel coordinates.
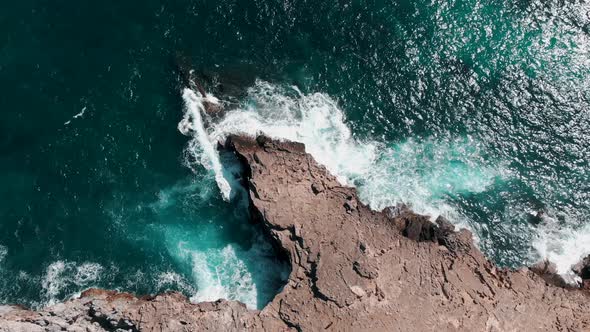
[[1, 135, 589, 331]]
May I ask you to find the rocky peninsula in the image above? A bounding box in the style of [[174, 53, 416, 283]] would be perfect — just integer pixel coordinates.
[[1, 135, 589, 331]]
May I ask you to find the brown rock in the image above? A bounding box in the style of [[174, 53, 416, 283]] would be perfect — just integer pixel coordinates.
[[398, 212, 436, 241], [353, 259, 379, 279], [311, 182, 323, 194], [435, 215, 455, 234]]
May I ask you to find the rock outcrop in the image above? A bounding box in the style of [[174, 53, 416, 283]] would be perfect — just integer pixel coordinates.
[[1, 135, 589, 331], [573, 255, 590, 290]]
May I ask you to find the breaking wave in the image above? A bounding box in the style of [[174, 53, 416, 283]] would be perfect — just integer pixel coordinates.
[[208, 81, 502, 226], [163, 224, 288, 309], [180, 88, 233, 200], [41, 261, 103, 306], [182, 79, 589, 282]]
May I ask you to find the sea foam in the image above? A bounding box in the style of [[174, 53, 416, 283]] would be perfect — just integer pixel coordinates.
[[41, 261, 103, 306], [180, 88, 232, 201], [165, 229, 285, 310], [533, 217, 590, 284], [196, 80, 589, 281]]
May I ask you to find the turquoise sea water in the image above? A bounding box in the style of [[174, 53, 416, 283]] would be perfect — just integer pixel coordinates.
[[1, 0, 589, 308]]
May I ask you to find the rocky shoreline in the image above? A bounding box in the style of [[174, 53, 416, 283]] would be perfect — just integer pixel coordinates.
[[1, 135, 589, 331]]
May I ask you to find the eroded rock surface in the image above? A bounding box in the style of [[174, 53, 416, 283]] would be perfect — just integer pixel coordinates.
[[1, 135, 589, 331]]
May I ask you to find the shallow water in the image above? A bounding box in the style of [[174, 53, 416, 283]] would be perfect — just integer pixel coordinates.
[[1, 0, 589, 308]]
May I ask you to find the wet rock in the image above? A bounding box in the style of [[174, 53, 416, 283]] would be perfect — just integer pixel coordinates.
[[527, 210, 545, 225], [398, 212, 436, 242], [572, 255, 590, 278], [383, 203, 411, 218], [530, 260, 569, 288], [202, 100, 224, 119], [572, 255, 590, 288], [435, 215, 455, 234]]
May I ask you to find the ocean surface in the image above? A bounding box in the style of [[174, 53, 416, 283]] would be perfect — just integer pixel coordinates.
[[1, 0, 589, 309]]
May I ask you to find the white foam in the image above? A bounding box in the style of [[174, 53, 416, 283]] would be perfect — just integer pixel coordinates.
[[64, 106, 87, 125], [188, 250, 230, 304], [183, 245, 257, 309], [156, 271, 196, 294], [533, 216, 590, 284], [42, 261, 67, 302], [209, 82, 378, 186], [157, 271, 186, 287], [162, 221, 287, 309], [207, 81, 499, 227], [179, 88, 232, 201], [74, 263, 103, 285], [41, 261, 103, 306]]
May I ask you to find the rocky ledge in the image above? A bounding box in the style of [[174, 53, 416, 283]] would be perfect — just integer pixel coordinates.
[[1, 135, 589, 331]]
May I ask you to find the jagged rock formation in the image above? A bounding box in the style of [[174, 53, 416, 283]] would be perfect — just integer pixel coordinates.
[[573, 255, 590, 290], [0, 290, 255, 332], [1, 135, 589, 331]]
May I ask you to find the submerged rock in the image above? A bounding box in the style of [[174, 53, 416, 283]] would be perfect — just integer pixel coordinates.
[[2, 135, 590, 331]]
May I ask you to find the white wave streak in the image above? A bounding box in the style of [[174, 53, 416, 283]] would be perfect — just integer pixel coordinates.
[[179, 88, 232, 200], [64, 106, 87, 125]]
